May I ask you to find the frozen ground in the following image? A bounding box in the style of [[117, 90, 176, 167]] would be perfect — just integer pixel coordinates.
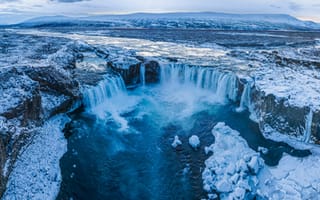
[[2, 115, 69, 200], [203, 123, 320, 199]]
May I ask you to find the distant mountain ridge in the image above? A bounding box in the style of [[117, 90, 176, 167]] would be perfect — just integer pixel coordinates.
[[3, 12, 320, 31]]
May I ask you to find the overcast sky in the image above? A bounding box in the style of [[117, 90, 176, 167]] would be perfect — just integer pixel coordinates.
[[0, 0, 320, 24]]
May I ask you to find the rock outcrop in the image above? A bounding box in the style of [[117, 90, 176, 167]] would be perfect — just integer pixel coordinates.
[[0, 33, 85, 197], [109, 57, 161, 87]]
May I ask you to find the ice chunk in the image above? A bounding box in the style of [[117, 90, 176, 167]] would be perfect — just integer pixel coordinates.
[[202, 122, 264, 199], [216, 179, 233, 193], [189, 135, 200, 149], [248, 156, 261, 174], [258, 146, 269, 154], [171, 135, 182, 148]]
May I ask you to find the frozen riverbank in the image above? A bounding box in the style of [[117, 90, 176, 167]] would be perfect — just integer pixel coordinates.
[[2, 115, 69, 200]]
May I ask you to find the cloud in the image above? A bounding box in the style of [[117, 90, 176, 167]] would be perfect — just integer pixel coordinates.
[[0, 0, 19, 2], [270, 4, 281, 9], [50, 0, 90, 3], [288, 2, 302, 11]]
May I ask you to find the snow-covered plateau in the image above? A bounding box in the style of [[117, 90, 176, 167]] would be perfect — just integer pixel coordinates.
[[0, 23, 320, 199]]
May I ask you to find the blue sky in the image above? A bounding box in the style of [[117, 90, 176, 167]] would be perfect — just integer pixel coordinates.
[[0, 0, 319, 24]]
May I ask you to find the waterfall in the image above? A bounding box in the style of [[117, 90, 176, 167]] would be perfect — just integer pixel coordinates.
[[140, 64, 146, 86], [160, 63, 238, 102], [303, 109, 313, 143], [82, 74, 126, 109], [235, 81, 258, 122], [236, 82, 252, 112]]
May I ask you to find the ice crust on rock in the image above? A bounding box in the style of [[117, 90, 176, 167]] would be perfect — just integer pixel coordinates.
[[202, 122, 264, 199], [171, 135, 182, 148], [189, 135, 200, 149]]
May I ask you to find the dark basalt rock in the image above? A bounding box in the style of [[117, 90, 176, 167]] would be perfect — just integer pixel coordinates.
[[145, 60, 161, 84], [109, 59, 161, 86], [109, 61, 141, 86], [249, 86, 320, 143], [311, 111, 320, 143], [24, 66, 79, 98]]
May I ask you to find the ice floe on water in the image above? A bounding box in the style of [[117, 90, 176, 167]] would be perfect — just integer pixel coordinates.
[[172, 135, 182, 148], [189, 135, 200, 150], [203, 122, 320, 200], [202, 122, 264, 199], [3, 115, 69, 200]]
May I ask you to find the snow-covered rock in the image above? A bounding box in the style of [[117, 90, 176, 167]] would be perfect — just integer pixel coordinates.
[[202, 122, 264, 199], [203, 122, 320, 199], [258, 152, 320, 199], [0, 68, 41, 124], [2, 115, 69, 200], [189, 135, 200, 149], [171, 135, 182, 148]]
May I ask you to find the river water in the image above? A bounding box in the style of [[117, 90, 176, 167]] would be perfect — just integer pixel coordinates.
[[57, 69, 310, 200]]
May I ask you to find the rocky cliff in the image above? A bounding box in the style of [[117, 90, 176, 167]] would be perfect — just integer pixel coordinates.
[[1, 29, 320, 197]]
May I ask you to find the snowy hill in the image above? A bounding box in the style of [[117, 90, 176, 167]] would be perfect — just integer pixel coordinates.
[[5, 12, 320, 30]]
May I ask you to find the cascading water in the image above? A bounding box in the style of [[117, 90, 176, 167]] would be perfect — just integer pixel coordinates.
[[235, 81, 259, 122], [304, 109, 313, 143], [82, 74, 126, 109], [140, 64, 146, 86], [236, 82, 253, 112], [160, 63, 238, 103]]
